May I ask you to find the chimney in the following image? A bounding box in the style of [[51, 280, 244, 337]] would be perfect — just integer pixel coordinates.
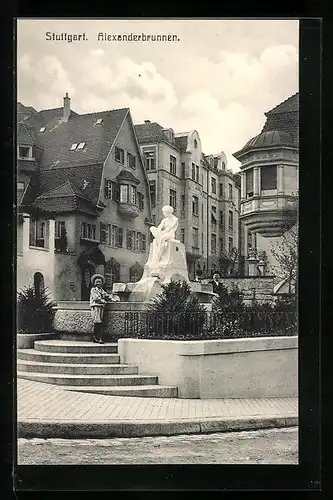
[[144, 120, 151, 124], [63, 92, 71, 121]]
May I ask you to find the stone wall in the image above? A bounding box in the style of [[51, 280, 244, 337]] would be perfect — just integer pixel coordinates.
[[119, 336, 298, 398], [202, 276, 275, 302]]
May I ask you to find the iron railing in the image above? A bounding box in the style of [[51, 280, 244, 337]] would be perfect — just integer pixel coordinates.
[[124, 310, 298, 340]]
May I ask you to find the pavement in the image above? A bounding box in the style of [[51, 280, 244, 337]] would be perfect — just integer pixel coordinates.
[[17, 378, 298, 438]]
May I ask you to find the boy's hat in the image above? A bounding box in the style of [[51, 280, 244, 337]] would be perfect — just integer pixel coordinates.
[[91, 274, 105, 286]]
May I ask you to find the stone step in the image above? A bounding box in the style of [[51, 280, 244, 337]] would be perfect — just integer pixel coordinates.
[[17, 349, 121, 364], [17, 360, 138, 375], [33, 340, 118, 354], [63, 385, 179, 398], [17, 372, 158, 387]]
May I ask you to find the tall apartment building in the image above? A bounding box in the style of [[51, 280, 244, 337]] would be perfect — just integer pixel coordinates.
[[134, 122, 240, 279], [17, 94, 152, 300]]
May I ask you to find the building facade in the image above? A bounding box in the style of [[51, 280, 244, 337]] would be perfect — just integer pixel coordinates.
[[233, 92, 299, 287], [134, 122, 240, 279], [17, 94, 152, 300]]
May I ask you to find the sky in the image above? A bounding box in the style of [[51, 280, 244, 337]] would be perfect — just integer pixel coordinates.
[[17, 19, 299, 172]]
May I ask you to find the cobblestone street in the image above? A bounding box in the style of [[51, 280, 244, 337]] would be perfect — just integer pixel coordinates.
[[18, 427, 298, 465]]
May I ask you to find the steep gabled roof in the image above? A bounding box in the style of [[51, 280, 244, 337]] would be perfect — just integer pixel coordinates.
[[265, 92, 299, 115], [38, 164, 104, 206], [33, 180, 98, 215], [36, 108, 129, 169], [175, 135, 188, 152], [17, 122, 37, 145], [134, 122, 179, 150]]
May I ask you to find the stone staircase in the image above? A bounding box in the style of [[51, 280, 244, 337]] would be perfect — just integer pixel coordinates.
[[17, 340, 178, 398]]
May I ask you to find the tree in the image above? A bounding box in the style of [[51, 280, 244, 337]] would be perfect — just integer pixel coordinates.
[[270, 196, 298, 294], [218, 247, 238, 277]]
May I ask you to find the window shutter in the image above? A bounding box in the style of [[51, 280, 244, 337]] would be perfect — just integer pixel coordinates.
[[117, 227, 123, 247]]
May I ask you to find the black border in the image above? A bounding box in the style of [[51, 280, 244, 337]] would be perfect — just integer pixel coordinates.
[[2, 14, 323, 492]]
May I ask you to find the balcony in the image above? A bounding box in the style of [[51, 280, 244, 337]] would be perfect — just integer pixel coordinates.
[[117, 202, 140, 218]]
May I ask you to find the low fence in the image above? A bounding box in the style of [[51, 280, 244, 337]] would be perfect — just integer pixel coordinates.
[[124, 310, 298, 340]]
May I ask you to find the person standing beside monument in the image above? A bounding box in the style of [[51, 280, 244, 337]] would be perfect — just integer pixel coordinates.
[[210, 272, 224, 295], [89, 274, 119, 344]]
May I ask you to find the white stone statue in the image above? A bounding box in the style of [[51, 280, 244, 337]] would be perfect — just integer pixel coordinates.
[[149, 205, 179, 265]]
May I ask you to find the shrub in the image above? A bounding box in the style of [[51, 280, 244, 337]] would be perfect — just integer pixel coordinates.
[[17, 286, 56, 334], [143, 280, 207, 339]]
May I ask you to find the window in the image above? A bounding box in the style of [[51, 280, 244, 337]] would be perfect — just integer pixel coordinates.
[[18, 146, 32, 158], [149, 181, 156, 207], [192, 163, 196, 181], [201, 233, 204, 252], [127, 152, 136, 169], [81, 222, 96, 240], [95, 118, 103, 125], [130, 263, 144, 282], [70, 143, 78, 151], [211, 177, 217, 194], [17, 182, 25, 190], [144, 150, 156, 170], [229, 210, 233, 232], [180, 162, 185, 178], [111, 225, 123, 247], [77, 142, 86, 150], [100, 223, 112, 245], [137, 192, 144, 210], [211, 207, 217, 231], [196, 165, 199, 183], [192, 196, 199, 216], [213, 157, 218, 169], [181, 228, 185, 243], [129, 185, 137, 204], [55, 221, 66, 238], [220, 238, 224, 253], [193, 228, 199, 247], [229, 183, 233, 201], [194, 139, 198, 148], [170, 155, 177, 176], [219, 183, 224, 198], [211, 234, 217, 254], [246, 169, 254, 197], [115, 146, 125, 163], [139, 233, 146, 252], [105, 259, 120, 292], [39, 126, 46, 133], [169, 189, 176, 209], [119, 184, 137, 204], [222, 161, 226, 170], [181, 194, 185, 211], [120, 184, 128, 203], [220, 210, 224, 226], [261, 165, 277, 190], [229, 237, 234, 254], [127, 230, 135, 250], [127, 230, 146, 252], [104, 179, 117, 200]]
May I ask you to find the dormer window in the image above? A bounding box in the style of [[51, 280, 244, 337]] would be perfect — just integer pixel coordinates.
[[194, 139, 198, 148], [95, 118, 103, 125], [39, 126, 46, 133], [18, 146, 33, 159], [70, 143, 78, 151], [77, 142, 86, 150]]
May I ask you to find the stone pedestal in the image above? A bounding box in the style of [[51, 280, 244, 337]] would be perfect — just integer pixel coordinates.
[[247, 256, 259, 277]]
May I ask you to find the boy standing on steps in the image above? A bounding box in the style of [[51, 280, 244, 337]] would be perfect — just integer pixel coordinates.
[[90, 274, 119, 344]]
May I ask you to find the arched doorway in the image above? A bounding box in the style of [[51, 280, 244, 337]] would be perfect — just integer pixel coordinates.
[[78, 246, 106, 300], [33, 272, 44, 298]]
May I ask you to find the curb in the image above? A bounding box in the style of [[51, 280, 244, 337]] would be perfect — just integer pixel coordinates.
[[18, 415, 298, 439]]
